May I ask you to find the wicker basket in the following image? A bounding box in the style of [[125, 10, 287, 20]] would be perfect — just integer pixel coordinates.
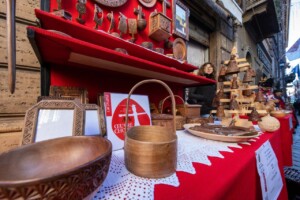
[[124, 79, 177, 178], [160, 95, 186, 130]]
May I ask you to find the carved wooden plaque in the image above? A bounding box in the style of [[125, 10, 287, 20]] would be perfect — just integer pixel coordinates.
[[138, 0, 157, 7], [94, 0, 128, 7], [173, 38, 186, 61]]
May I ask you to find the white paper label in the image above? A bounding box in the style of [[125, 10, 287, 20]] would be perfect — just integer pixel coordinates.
[[256, 140, 283, 200]]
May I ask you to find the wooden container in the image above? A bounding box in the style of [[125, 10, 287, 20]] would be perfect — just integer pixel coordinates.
[[177, 104, 202, 118], [149, 12, 172, 42], [160, 95, 186, 130], [124, 79, 177, 178], [151, 113, 175, 133], [0, 136, 112, 199]]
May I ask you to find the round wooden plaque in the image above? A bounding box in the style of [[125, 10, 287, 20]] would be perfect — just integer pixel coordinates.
[[138, 0, 157, 8], [173, 38, 187, 61], [94, 0, 128, 7]]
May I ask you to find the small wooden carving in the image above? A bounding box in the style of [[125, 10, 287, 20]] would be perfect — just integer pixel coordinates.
[[231, 76, 239, 89], [118, 12, 127, 37], [216, 103, 225, 118], [55, 0, 62, 11], [229, 95, 239, 110], [243, 68, 252, 83], [76, 0, 86, 24], [134, 5, 147, 31], [128, 18, 137, 42], [107, 11, 115, 33], [248, 108, 261, 122], [94, 4, 103, 30], [254, 89, 265, 103]]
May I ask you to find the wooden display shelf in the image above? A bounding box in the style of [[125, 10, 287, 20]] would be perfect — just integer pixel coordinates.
[[28, 26, 215, 86], [34, 9, 198, 72], [220, 99, 254, 103], [223, 85, 258, 92]]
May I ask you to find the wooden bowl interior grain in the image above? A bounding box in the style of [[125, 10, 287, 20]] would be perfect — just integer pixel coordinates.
[[0, 136, 111, 183]]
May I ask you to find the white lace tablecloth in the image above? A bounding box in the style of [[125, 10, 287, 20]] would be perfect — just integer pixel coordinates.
[[92, 128, 260, 200]]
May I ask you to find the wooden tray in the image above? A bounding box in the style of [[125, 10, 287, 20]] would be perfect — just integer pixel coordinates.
[[184, 123, 259, 143], [173, 38, 186, 61]]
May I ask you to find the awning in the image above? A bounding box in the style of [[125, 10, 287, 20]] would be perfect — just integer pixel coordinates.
[[243, 0, 280, 42], [286, 38, 300, 61]]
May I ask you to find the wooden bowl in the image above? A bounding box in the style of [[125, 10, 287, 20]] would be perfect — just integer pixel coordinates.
[[270, 111, 286, 118], [0, 136, 112, 200]]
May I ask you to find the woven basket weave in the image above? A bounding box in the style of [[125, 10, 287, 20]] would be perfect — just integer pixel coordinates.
[[124, 79, 177, 178]]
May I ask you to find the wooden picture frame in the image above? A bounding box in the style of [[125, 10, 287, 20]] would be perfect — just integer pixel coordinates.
[[97, 94, 107, 136], [22, 100, 84, 145], [172, 0, 190, 40], [49, 86, 89, 104], [82, 104, 103, 136]]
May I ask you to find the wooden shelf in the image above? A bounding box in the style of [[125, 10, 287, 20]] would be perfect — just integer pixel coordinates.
[[28, 26, 216, 86], [34, 9, 198, 72]]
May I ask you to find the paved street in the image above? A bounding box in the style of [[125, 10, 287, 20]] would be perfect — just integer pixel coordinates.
[[285, 116, 300, 199]]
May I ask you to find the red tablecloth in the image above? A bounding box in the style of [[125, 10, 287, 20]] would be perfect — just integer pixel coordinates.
[[155, 130, 288, 200], [277, 114, 294, 166]]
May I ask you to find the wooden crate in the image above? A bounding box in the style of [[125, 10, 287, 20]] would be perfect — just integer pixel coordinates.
[[177, 104, 201, 118]]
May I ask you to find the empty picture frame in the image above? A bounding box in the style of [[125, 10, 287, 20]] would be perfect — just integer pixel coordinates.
[[173, 0, 190, 40], [49, 86, 89, 104], [22, 100, 84, 145], [82, 104, 102, 136]]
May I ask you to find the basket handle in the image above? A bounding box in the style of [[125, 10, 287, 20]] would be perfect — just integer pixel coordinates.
[[125, 79, 176, 134], [160, 95, 185, 114]]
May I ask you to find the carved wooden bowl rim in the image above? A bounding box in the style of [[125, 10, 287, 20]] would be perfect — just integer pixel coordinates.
[[0, 136, 112, 186]]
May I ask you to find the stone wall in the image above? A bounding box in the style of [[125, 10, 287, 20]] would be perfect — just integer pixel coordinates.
[[0, 0, 40, 153]]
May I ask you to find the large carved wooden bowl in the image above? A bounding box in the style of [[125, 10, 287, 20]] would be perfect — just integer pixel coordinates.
[[0, 136, 112, 200]]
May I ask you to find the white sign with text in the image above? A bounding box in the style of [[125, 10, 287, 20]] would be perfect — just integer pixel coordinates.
[[256, 140, 283, 200]]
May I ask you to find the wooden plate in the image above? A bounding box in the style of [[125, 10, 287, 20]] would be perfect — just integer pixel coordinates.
[[185, 124, 259, 143], [138, 0, 157, 7], [173, 38, 186, 61], [94, 0, 128, 7]]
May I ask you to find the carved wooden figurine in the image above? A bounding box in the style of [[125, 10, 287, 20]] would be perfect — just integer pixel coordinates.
[[118, 12, 127, 37], [226, 54, 239, 75], [231, 75, 239, 89], [134, 5, 146, 31], [128, 18, 137, 43], [243, 68, 252, 83], [76, 0, 86, 24], [107, 11, 115, 33], [94, 5, 103, 30], [229, 95, 239, 110], [55, 0, 62, 11]]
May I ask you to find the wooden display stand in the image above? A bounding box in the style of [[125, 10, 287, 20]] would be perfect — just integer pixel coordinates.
[[212, 47, 268, 117]]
